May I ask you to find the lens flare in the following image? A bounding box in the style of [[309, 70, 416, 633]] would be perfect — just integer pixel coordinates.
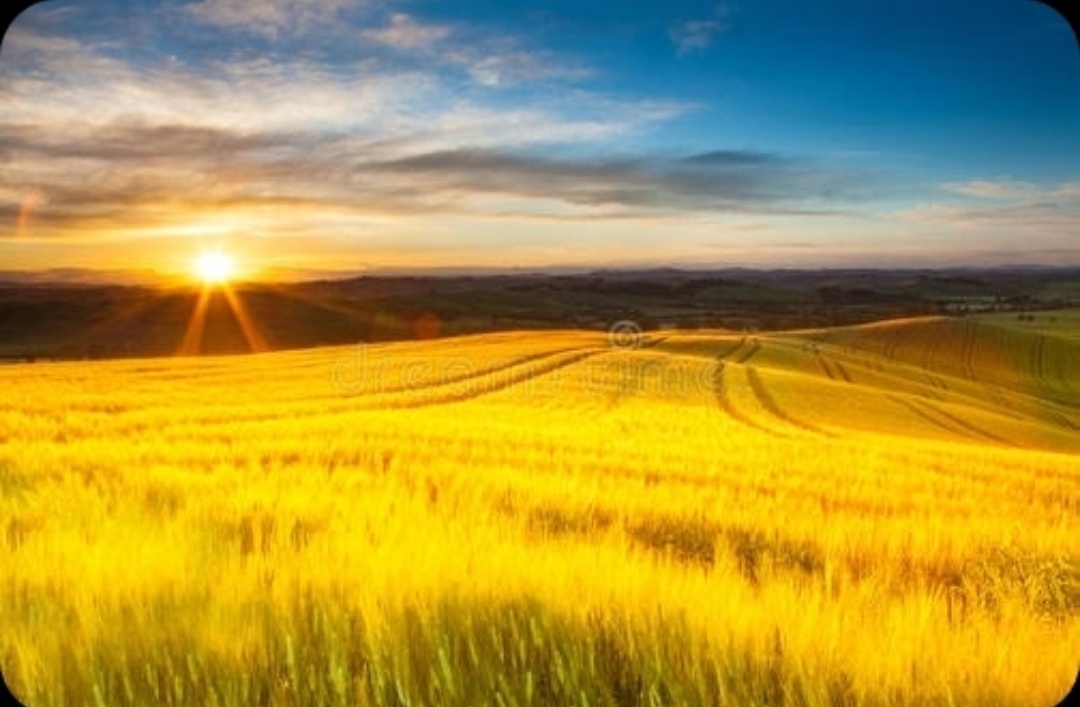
[[194, 251, 235, 285]]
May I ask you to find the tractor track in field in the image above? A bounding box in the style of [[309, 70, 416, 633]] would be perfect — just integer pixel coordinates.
[[983, 386, 1031, 423], [888, 394, 1008, 445], [1032, 333, 1048, 383], [815, 349, 835, 380], [335, 346, 585, 397], [882, 326, 908, 360], [1026, 333, 1076, 415], [733, 338, 761, 365], [115, 348, 603, 428], [353, 348, 606, 410], [922, 400, 1010, 445], [913, 372, 949, 399], [745, 365, 836, 438], [832, 360, 853, 383], [1040, 403, 1079, 432], [889, 395, 973, 442], [812, 347, 853, 384], [711, 360, 785, 437], [715, 336, 748, 361], [960, 320, 977, 381]]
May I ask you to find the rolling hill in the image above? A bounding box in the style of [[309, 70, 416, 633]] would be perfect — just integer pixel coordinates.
[[1, 314, 1078, 707]]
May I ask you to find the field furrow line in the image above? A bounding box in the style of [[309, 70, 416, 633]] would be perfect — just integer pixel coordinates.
[[882, 327, 906, 359], [888, 394, 1006, 445], [921, 401, 1010, 445], [711, 360, 785, 437], [744, 366, 835, 438], [832, 360, 853, 383], [335, 346, 584, 397], [715, 336, 747, 361], [733, 339, 761, 364], [1033, 333, 1048, 383], [888, 394, 975, 442], [1040, 404, 1079, 432], [815, 350, 836, 380], [919, 322, 940, 376], [357, 349, 604, 409], [967, 321, 984, 382], [985, 386, 1029, 422]]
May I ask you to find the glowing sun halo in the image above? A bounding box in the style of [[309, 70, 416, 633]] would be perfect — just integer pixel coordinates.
[[194, 251, 236, 285]]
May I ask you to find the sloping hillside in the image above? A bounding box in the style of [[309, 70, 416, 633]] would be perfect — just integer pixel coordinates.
[[1, 316, 1078, 707], [641, 315, 1080, 453]]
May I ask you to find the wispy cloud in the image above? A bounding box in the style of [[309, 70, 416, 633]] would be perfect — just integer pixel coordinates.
[[923, 178, 1080, 231], [0, 25, 707, 240], [669, 6, 728, 56], [0, 23, 612, 141], [940, 178, 1039, 200], [0, 105, 877, 237], [185, 0, 359, 37], [362, 13, 451, 50], [893, 178, 1080, 258], [356, 12, 589, 87], [367, 147, 869, 214], [13, 5, 1066, 269], [1052, 181, 1080, 199], [454, 48, 592, 87]]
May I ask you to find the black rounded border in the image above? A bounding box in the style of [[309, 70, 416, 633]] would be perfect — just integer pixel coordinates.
[[1, 1, 53, 53], [0, 2, 1076, 707]]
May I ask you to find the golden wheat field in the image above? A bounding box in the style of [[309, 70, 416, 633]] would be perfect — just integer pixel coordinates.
[[1, 313, 1078, 706]]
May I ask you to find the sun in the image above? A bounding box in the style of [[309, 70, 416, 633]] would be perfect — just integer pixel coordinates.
[[194, 250, 235, 285]]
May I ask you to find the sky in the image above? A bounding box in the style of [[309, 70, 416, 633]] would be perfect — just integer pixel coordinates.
[[1, 0, 1079, 279]]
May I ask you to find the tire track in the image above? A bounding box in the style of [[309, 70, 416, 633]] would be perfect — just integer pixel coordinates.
[[921, 371, 949, 394], [889, 395, 975, 443], [883, 327, 907, 360], [919, 321, 943, 378], [922, 400, 1010, 445], [1040, 403, 1079, 432], [962, 320, 978, 381], [1032, 333, 1048, 383], [733, 338, 761, 364], [888, 394, 1007, 445], [716, 336, 747, 361], [985, 386, 1029, 422], [712, 360, 785, 437], [812, 347, 853, 384], [745, 366, 835, 438], [357, 349, 604, 409], [336, 346, 584, 397], [814, 348, 836, 380]]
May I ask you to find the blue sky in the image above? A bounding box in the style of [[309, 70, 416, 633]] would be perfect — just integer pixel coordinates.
[[1, 0, 1079, 277]]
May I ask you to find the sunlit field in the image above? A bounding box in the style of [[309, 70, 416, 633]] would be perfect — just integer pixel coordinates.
[[2, 314, 1078, 706]]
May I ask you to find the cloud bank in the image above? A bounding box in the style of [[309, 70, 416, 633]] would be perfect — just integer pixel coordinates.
[[185, 0, 359, 37]]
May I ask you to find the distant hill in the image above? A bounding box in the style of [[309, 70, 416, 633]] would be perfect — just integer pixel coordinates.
[[0, 267, 1078, 360]]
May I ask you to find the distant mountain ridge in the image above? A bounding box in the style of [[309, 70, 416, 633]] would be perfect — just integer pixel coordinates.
[[1, 265, 1078, 287]]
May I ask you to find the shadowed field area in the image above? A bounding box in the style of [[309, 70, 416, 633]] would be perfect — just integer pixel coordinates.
[[1, 315, 1078, 706]]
